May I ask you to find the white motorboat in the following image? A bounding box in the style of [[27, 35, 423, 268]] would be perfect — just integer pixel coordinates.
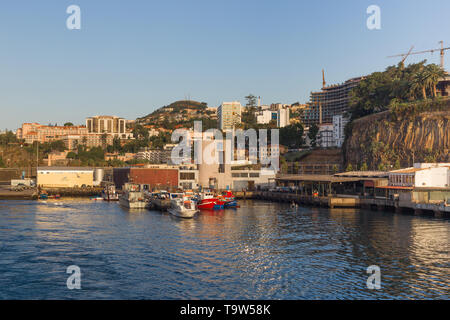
[[168, 193, 198, 218]]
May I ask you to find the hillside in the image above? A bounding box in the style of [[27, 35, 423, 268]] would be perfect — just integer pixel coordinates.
[[136, 100, 216, 129], [343, 100, 450, 169]]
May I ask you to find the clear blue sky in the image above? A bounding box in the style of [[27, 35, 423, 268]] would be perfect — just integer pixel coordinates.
[[1, 0, 449, 130]]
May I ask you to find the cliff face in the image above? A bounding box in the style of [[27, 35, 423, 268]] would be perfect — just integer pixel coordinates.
[[343, 109, 450, 169]]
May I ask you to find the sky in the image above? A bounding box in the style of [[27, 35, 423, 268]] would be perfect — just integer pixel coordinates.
[[1, 0, 450, 130]]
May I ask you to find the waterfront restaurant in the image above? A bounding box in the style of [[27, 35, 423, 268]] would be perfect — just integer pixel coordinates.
[[276, 171, 389, 197]]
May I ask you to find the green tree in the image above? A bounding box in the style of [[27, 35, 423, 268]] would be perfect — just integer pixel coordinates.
[[346, 163, 354, 172], [349, 61, 429, 119], [360, 162, 368, 171], [280, 123, 304, 148], [294, 161, 300, 174], [425, 64, 447, 97], [64, 122, 74, 126], [245, 94, 257, 108], [308, 124, 319, 147], [101, 133, 108, 150]]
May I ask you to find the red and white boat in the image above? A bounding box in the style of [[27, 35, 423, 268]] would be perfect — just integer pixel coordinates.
[[197, 191, 225, 210]]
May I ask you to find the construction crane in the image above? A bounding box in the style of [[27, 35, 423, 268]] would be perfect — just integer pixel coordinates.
[[388, 41, 450, 69]]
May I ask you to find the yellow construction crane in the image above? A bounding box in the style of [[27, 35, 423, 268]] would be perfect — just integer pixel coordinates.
[[388, 41, 450, 69]]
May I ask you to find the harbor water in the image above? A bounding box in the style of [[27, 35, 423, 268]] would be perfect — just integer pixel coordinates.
[[0, 199, 448, 299]]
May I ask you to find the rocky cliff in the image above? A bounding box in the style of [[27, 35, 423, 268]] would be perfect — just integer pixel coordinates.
[[343, 105, 450, 169]]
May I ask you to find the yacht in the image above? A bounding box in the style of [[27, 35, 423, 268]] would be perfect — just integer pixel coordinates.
[[168, 193, 198, 218]]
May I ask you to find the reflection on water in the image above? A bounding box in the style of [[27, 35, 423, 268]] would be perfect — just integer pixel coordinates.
[[0, 199, 448, 299]]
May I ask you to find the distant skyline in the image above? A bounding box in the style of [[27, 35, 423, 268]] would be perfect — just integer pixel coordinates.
[[1, 0, 450, 130]]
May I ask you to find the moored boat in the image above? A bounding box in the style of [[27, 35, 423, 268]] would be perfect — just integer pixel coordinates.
[[197, 191, 225, 210], [119, 183, 150, 209], [168, 193, 198, 218], [221, 190, 238, 208], [151, 191, 171, 211], [102, 184, 119, 201]]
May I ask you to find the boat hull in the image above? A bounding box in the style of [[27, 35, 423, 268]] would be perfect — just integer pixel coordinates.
[[168, 208, 197, 218], [119, 197, 149, 209]]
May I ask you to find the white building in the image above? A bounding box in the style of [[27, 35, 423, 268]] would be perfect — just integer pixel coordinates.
[[389, 163, 450, 189], [318, 123, 334, 148], [218, 102, 242, 130], [256, 108, 290, 128], [333, 114, 349, 148], [256, 110, 277, 125]]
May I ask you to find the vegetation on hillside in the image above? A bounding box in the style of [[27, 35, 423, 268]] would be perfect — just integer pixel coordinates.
[[349, 61, 447, 120]]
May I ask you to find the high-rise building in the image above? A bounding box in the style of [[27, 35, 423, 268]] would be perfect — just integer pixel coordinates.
[[86, 116, 126, 137], [302, 77, 363, 126], [217, 102, 242, 130]]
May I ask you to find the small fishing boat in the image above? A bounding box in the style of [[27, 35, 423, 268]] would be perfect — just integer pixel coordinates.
[[168, 193, 198, 218], [119, 183, 150, 209], [197, 191, 225, 210], [39, 193, 48, 200], [102, 184, 119, 201], [151, 191, 171, 211], [221, 190, 238, 208]]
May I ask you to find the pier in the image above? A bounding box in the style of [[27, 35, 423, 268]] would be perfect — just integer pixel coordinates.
[[242, 190, 449, 218]]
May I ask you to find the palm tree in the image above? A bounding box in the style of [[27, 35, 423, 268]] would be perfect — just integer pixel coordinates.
[[411, 70, 429, 100], [424, 64, 447, 97]]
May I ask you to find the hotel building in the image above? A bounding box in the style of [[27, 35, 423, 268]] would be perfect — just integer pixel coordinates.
[[302, 77, 363, 126]]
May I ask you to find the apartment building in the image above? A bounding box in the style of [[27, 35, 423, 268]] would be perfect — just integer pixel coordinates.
[[218, 102, 242, 130], [86, 115, 127, 137]]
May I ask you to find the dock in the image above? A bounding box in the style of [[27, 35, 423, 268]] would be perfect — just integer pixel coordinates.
[[237, 190, 449, 218]]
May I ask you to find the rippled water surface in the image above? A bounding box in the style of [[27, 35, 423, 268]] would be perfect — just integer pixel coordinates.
[[0, 199, 448, 299]]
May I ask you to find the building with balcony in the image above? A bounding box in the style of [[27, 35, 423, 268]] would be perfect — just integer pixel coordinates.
[[85, 115, 126, 137], [302, 77, 363, 126], [218, 102, 242, 130]]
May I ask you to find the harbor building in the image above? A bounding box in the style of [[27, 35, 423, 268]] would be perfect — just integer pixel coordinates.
[[388, 163, 450, 189], [86, 116, 126, 137], [113, 166, 179, 190], [37, 167, 94, 188], [302, 77, 363, 126], [179, 165, 199, 190], [217, 102, 242, 130]]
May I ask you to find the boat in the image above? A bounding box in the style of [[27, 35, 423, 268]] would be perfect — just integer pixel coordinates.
[[39, 192, 60, 200], [119, 183, 150, 209], [197, 191, 225, 210], [90, 196, 103, 201], [221, 190, 238, 208], [39, 193, 48, 200], [102, 184, 119, 201], [168, 193, 198, 218], [151, 191, 171, 211]]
